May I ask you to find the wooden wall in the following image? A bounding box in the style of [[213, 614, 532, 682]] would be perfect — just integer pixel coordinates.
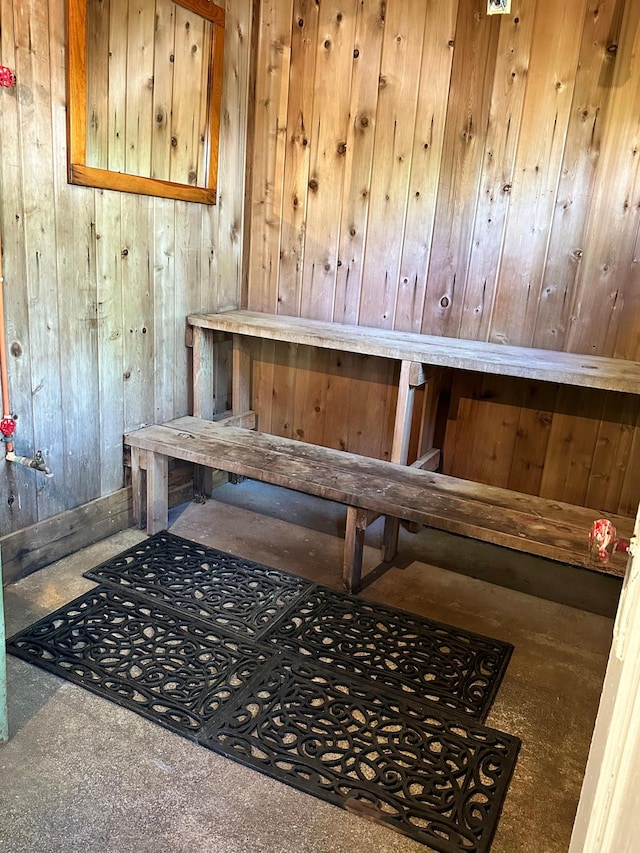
[[0, 0, 638, 552], [0, 0, 254, 538], [246, 0, 640, 517]]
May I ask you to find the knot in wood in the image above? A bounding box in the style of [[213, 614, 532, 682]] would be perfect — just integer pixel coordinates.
[[440, 296, 450, 308], [503, 183, 512, 193], [337, 141, 347, 156], [308, 178, 319, 192]]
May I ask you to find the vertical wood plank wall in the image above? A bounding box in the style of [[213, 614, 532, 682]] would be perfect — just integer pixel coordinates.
[[0, 0, 254, 537], [1, 0, 639, 545], [246, 0, 640, 517]]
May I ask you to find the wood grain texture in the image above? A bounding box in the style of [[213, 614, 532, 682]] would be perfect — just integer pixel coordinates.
[[488, 0, 586, 347], [125, 415, 633, 575], [277, 0, 320, 316], [358, 0, 428, 329], [299, 0, 358, 321], [421, 0, 499, 338], [243, 0, 640, 517], [189, 310, 640, 393], [0, 0, 252, 542], [333, 0, 385, 325]]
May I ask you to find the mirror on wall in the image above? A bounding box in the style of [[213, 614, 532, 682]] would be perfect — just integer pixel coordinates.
[[66, 0, 225, 204]]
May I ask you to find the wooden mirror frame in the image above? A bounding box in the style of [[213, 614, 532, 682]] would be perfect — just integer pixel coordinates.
[[66, 0, 225, 205]]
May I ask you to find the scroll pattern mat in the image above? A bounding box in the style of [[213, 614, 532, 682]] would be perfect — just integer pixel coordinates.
[[8, 531, 520, 852]]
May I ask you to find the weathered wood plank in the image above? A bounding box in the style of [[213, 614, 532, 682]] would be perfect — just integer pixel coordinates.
[[151, 0, 176, 182], [10, 0, 65, 521], [85, 0, 110, 170], [121, 196, 154, 432], [531, 0, 622, 351], [277, 0, 320, 316], [299, 0, 358, 321], [458, 1, 536, 341], [152, 198, 178, 423], [96, 190, 126, 494], [567, 0, 640, 356], [188, 310, 640, 393], [540, 386, 606, 506], [175, 200, 203, 416], [125, 416, 633, 574], [394, 0, 458, 333], [421, 0, 499, 338], [214, 0, 254, 311], [123, 0, 155, 178], [358, 0, 428, 329], [333, 0, 385, 325], [489, 0, 586, 347], [507, 380, 559, 497], [170, 4, 209, 185], [251, 339, 276, 432], [246, 0, 293, 313], [585, 392, 640, 514]]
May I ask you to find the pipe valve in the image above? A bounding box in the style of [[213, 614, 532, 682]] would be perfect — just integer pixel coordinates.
[[0, 416, 16, 441]]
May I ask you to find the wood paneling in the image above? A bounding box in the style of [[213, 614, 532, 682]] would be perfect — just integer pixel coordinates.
[[1, 0, 639, 551], [0, 0, 253, 538], [246, 0, 640, 517]]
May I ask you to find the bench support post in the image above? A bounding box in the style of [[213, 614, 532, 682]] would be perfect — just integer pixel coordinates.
[[130, 447, 146, 529], [146, 451, 169, 534], [382, 515, 400, 562], [343, 506, 371, 593], [192, 326, 215, 420]]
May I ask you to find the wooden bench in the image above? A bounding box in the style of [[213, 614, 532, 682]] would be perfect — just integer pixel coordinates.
[[126, 415, 633, 592], [187, 311, 640, 515]]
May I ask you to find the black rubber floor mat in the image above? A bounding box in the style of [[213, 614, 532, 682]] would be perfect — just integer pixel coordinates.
[[200, 654, 520, 853], [8, 533, 521, 852], [265, 585, 512, 721], [83, 531, 513, 721], [8, 586, 269, 738], [84, 530, 311, 638]]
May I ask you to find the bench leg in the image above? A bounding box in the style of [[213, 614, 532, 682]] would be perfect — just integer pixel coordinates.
[[382, 516, 400, 562], [343, 507, 369, 594], [193, 464, 213, 503], [130, 447, 146, 529], [146, 451, 169, 534]]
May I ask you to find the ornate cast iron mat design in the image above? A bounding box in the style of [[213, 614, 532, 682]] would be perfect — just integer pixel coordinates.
[[8, 533, 521, 851], [83, 530, 311, 639], [265, 586, 512, 722], [7, 586, 271, 739], [199, 654, 521, 853], [82, 531, 513, 722]]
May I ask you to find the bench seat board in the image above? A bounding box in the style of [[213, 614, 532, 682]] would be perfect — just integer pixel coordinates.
[[126, 417, 631, 577], [188, 310, 640, 394]]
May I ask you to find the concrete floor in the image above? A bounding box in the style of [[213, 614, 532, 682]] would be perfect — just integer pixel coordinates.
[[0, 480, 620, 853]]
